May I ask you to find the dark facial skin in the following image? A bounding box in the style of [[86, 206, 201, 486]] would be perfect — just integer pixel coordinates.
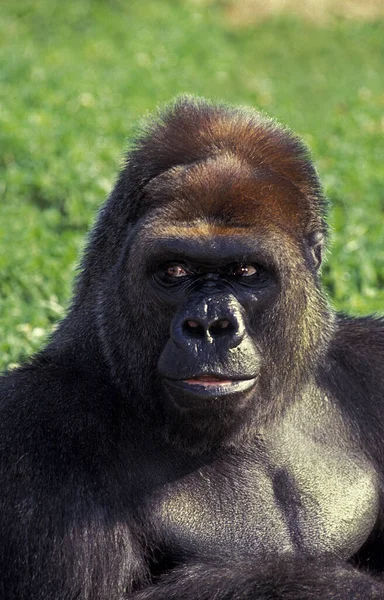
[[107, 214, 285, 452], [153, 235, 276, 409]]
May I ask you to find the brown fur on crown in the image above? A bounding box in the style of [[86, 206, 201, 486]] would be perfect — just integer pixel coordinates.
[[142, 152, 318, 238], [125, 95, 328, 234]]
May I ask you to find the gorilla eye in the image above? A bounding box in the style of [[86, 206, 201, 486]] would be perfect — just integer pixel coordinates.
[[231, 264, 258, 277], [165, 264, 189, 278]]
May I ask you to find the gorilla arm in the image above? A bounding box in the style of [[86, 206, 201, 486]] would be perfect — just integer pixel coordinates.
[[131, 555, 384, 600], [0, 365, 147, 600]]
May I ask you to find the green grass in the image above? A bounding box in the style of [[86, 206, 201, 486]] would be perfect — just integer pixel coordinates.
[[0, 0, 383, 369]]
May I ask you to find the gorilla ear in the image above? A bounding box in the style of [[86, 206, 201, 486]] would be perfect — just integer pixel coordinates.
[[308, 230, 325, 270]]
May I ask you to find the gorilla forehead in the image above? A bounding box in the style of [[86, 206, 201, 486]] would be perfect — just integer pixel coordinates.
[[142, 153, 317, 237], [137, 226, 270, 267], [131, 218, 299, 277]]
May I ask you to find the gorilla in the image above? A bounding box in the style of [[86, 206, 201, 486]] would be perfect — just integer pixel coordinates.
[[1, 96, 384, 600]]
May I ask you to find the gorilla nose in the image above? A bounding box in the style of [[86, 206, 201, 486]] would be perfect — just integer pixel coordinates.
[[170, 296, 246, 350], [171, 312, 245, 352], [183, 317, 236, 339]]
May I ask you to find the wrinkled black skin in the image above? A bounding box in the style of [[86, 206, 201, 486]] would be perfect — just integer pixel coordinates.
[[1, 98, 384, 600]]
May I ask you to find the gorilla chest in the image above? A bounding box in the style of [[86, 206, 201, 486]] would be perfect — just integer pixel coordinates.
[[150, 442, 378, 560]]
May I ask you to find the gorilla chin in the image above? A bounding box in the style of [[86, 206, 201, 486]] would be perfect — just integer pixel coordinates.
[[161, 374, 261, 455]]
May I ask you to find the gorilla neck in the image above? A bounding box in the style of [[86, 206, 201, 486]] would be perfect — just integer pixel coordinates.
[[162, 405, 256, 456], [149, 384, 299, 456]]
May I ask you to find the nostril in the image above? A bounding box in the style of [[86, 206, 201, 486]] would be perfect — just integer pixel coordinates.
[[182, 319, 206, 338], [209, 319, 236, 337]]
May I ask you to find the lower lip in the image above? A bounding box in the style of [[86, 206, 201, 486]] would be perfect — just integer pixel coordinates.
[[184, 378, 233, 386], [164, 377, 257, 398]]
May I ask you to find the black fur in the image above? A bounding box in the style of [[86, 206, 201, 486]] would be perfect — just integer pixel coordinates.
[[1, 96, 384, 599]]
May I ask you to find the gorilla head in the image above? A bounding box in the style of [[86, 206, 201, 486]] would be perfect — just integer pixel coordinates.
[[80, 97, 332, 453]]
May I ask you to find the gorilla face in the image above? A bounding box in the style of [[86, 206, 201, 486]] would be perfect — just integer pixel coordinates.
[[125, 224, 278, 451], [152, 237, 272, 407]]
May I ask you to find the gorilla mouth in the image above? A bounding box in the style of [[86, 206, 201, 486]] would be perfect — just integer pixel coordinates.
[[164, 374, 258, 399]]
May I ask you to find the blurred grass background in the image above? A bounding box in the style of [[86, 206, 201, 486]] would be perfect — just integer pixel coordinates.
[[0, 0, 383, 369]]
